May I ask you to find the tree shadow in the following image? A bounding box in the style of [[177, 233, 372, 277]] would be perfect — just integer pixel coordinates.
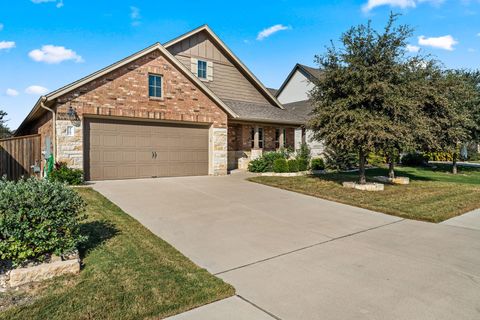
[[78, 220, 119, 259]]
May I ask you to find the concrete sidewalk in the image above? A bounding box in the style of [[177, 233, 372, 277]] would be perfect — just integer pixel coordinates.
[[94, 174, 480, 320], [441, 209, 480, 231]]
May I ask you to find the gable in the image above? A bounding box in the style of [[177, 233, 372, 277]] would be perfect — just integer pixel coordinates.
[[165, 28, 281, 108], [277, 69, 314, 104]]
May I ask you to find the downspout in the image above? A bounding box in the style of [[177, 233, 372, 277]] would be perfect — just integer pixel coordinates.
[[40, 96, 56, 161]]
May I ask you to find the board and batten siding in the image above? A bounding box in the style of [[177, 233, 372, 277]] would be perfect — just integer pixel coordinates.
[[167, 31, 270, 105]]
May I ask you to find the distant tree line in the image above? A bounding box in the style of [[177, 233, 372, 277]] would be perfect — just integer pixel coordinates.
[[309, 13, 480, 183], [0, 109, 11, 139]]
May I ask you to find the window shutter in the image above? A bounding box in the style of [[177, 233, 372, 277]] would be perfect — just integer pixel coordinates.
[[190, 57, 198, 76], [207, 61, 213, 81]]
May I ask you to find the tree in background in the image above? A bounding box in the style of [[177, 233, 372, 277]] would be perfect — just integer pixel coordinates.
[[423, 70, 480, 174], [0, 109, 11, 139], [309, 13, 421, 183]]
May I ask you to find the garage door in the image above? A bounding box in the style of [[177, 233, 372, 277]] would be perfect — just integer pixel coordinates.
[[85, 118, 209, 180]]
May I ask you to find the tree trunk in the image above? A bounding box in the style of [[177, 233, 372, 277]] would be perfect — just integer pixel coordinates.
[[388, 160, 395, 179], [452, 152, 458, 175], [359, 149, 366, 184]]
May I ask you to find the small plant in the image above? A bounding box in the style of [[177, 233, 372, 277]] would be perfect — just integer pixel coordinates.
[[0, 177, 87, 267], [273, 158, 288, 173], [401, 152, 428, 167], [296, 143, 311, 171], [311, 158, 325, 170], [49, 162, 84, 185], [248, 151, 287, 173], [287, 159, 299, 172]]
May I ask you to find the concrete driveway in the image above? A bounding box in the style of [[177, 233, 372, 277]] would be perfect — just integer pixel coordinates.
[[93, 174, 480, 320]]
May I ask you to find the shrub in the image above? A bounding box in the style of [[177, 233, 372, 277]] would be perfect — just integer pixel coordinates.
[[49, 162, 84, 185], [273, 158, 288, 173], [367, 152, 387, 167], [297, 158, 309, 171], [401, 152, 428, 166], [248, 151, 286, 173], [0, 178, 87, 267], [287, 159, 299, 172], [423, 151, 453, 162], [323, 145, 358, 171], [311, 158, 325, 170]]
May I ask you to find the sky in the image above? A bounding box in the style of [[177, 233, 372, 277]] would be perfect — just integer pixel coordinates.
[[1, 0, 480, 129]]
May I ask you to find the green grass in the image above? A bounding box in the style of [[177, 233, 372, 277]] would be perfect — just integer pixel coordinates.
[[249, 165, 480, 223], [0, 188, 234, 320]]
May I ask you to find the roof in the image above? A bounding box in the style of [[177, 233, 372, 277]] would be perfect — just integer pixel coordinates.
[[16, 41, 239, 135], [163, 25, 284, 110], [267, 88, 278, 95], [275, 63, 322, 99], [282, 99, 314, 122], [224, 99, 308, 125]]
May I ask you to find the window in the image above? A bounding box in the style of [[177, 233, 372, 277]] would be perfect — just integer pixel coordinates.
[[197, 60, 207, 79], [250, 127, 264, 149], [66, 125, 75, 137], [275, 128, 286, 148], [148, 74, 162, 98]]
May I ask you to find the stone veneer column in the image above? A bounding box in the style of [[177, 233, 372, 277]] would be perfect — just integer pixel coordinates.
[[56, 119, 83, 169], [212, 127, 228, 175]]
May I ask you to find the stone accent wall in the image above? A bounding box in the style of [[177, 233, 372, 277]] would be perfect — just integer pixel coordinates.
[[40, 49, 228, 175], [212, 128, 227, 175]]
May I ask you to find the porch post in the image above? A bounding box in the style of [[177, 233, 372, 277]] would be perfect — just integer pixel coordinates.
[[279, 128, 285, 148], [253, 126, 260, 149]]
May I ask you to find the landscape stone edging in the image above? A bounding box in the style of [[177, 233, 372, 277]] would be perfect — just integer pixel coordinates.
[[0, 252, 80, 291], [373, 176, 410, 185], [260, 171, 308, 177], [342, 181, 385, 191]]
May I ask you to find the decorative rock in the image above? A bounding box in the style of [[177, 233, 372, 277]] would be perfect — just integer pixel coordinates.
[[8, 259, 80, 288], [311, 170, 326, 175], [373, 176, 410, 185], [342, 182, 384, 191]]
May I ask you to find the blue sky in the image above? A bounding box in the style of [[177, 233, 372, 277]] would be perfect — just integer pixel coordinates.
[[1, 0, 479, 129]]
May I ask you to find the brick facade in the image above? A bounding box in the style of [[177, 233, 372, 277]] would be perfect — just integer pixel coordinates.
[[39, 49, 229, 175]]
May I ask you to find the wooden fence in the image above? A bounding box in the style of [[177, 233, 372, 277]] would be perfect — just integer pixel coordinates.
[[0, 134, 42, 180]]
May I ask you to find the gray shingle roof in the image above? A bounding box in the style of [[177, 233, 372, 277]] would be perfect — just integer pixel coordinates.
[[283, 99, 314, 122], [298, 64, 322, 82], [223, 99, 308, 124]]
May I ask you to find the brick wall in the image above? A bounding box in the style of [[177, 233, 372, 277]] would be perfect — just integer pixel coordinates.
[[41, 49, 229, 175]]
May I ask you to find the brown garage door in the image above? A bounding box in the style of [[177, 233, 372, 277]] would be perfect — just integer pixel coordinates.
[[85, 118, 209, 180]]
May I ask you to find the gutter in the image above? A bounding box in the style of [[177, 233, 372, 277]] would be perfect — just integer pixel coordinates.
[[40, 96, 56, 161]]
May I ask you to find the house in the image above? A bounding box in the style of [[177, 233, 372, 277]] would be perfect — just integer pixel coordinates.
[[14, 25, 306, 180], [275, 63, 324, 157]]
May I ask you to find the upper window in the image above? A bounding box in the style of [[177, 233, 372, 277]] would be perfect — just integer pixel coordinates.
[[148, 74, 162, 98], [197, 60, 207, 79]]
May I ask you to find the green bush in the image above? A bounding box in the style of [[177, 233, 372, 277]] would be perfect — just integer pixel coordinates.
[[287, 159, 299, 172], [0, 178, 87, 267], [297, 158, 309, 171], [401, 152, 428, 166], [323, 145, 358, 171], [367, 152, 387, 167], [49, 162, 84, 185], [273, 158, 288, 173], [311, 158, 325, 170], [248, 151, 287, 173], [423, 151, 453, 162]]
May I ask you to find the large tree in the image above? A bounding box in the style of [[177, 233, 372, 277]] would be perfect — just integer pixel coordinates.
[[422, 70, 480, 174], [0, 109, 11, 139], [309, 13, 422, 183]]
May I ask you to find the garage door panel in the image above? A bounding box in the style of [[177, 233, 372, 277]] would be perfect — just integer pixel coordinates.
[[86, 118, 209, 180]]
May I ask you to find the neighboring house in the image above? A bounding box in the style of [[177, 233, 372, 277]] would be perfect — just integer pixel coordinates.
[[275, 63, 324, 157], [15, 25, 305, 180]]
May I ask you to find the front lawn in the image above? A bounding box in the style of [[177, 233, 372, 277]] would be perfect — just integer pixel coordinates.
[[249, 165, 480, 222], [0, 188, 234, 320]]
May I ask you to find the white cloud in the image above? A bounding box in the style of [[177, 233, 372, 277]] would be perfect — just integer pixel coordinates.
[[418, 35, 458, 51], [25, 85, 49, 95], [406, 44, 420, 52], [130, 6, 141, 26], [56, 0, 64, 8], [0, 41, 15, 50], [362, 0, 443, 12], [31, 0, 64, 8], [256, 24, 291, 41], [6, 88, 19, 97], [29, 45, 83, 64]]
